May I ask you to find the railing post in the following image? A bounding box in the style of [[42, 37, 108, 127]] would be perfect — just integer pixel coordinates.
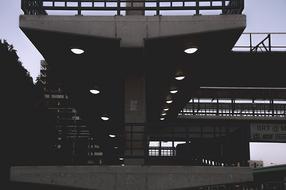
[[77, 0, 82, 15], [249, 33, 253, 52], [268, 34, 272, 52], [195, 0, 199, 15], [117, 0, 120, 15], [21, 0, 26, 14], [222, 0, 226, 14], [156, 0, 160, 16], [240, 0, 244, 13]]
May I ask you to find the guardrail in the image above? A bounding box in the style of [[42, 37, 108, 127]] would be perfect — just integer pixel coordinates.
[[233, 33, 286, 52], [21, 0, 244, 16]]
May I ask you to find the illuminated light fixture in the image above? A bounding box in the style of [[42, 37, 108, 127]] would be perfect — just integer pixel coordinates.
[[89, 89, 100, 95], [119, 157, 124, 161], [109, 134, 116, 138], [114, 146, 118, 149], [161, 112, 167, 116], [170, 89, 178, 94], [166, 95, 173, 104], [121, 164, 125, 166], [184, 47, 198, 54], [166, 100, 173, 104], [170, 86, 178, 94], [163, 107, 169, 111], [175, 75, 185, 81], [101, 116, 109, 121], [175, 70, 186, 81], [160, 117, 165, 121], [71, 48, 84, 55]]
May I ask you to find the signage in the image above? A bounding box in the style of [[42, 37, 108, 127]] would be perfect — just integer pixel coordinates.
[[250, 123, 286, 142]]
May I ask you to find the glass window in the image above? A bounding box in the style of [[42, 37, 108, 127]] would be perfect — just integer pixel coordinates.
[[235, 99, 252, 104], [161, 141, 172, 147], [149, 141, 159, 147]]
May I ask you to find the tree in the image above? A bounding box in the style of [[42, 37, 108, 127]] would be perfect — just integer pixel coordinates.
[[0, 40, 56, 187]]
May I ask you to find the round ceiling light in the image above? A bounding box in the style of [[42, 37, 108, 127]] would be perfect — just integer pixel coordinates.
[[119, 157, 124, 161], [170, 89, 178, 94], [109, 134, 116, 138], [90, 89, 100, 95], [163, 107, 169, 111], [160, 117, 165, 121], [175, 75, 185, 81], [184, 47, 198, 54], [166, 100, 173, 104], [71, 48, 84, 55], [101, 116, 109, 121], [162, 112, 167, 116]]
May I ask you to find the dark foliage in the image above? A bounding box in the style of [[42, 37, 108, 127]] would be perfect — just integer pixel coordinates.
[[0, 39, 56, 187]]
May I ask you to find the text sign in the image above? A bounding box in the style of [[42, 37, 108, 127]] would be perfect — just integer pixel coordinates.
[[250, 123, 286, 142]]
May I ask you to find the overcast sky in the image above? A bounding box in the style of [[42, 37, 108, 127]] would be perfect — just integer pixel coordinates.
[[1, 0, 286, 166]]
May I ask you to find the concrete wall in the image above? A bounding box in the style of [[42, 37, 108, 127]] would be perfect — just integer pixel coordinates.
[[20, 15, 246, 47], [11, 166, 253, 190]]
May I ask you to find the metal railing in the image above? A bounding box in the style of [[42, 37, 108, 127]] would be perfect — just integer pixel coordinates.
[[179, 98, 286, 119], [21, 0, 244, 16], [233, 33, 286, 52]]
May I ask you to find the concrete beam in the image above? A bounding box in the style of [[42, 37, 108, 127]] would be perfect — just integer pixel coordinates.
[[11, 166, 253, 190], [20, 15, 246, 47]]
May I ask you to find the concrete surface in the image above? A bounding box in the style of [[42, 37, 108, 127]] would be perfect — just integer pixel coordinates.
[[20, 15, 246, 47], [11, 166, 253, 190]]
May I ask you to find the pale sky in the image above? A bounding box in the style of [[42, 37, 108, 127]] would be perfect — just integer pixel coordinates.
[[0, 0, 286, 166]]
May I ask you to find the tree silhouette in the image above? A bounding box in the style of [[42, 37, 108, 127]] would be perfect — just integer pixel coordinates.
[[1, 40, 56, 187]]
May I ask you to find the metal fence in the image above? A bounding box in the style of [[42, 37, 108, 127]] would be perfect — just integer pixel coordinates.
[[233, 33, 286, 52], [179, 98, 286, 119], [21, 0, 244, 16]]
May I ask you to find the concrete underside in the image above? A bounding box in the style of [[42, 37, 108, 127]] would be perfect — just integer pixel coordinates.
[[11, 166, 253, 190], [20, 15, 246, 47]]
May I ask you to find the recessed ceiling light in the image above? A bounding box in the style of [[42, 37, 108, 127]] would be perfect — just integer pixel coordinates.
[[119, 157, 124, 161], [175, 75, 185, 81], [166, 100, 173, 104], [170, 89, 178, 94], [109, 134, 116, 138], [90, 89, 100, 95], [114, 146, 118, 149], [71, 48, 84, 55], [162, 112, 167, 116], [101, 116, 109, 121], [184, 47, 198, 54], [163, 108, 169, 111], [160, 117, 165, 121]]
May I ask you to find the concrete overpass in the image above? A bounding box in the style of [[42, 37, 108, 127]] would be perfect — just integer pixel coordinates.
[[13, 0, 286, 189]]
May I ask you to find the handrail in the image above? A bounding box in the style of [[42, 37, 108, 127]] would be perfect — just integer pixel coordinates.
[[233, 33, 286, 53], [21, 0, 244, 16]]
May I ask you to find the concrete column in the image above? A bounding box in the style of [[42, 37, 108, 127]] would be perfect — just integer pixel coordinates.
[[125, 0, 145, 165], [124, 74, 146, 165]]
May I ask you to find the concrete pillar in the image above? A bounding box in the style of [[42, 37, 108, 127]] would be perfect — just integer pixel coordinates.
[[125, 0, 145, 165], [124, 74, 146, 165]]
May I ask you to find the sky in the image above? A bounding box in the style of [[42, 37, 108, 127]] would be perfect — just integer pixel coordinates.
[[1, 0, 286, 166]]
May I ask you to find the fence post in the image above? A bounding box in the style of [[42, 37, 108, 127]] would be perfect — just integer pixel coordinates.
[[195, 0, 199, 15], [222, 0, 226, 14], [77, 0, 82, 15], [117, 0, 120, 15], [249, 33, 252, 52], [240, 0, 244, 13], [268, 34, 272, 52], [156, 0, 160, 16]]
